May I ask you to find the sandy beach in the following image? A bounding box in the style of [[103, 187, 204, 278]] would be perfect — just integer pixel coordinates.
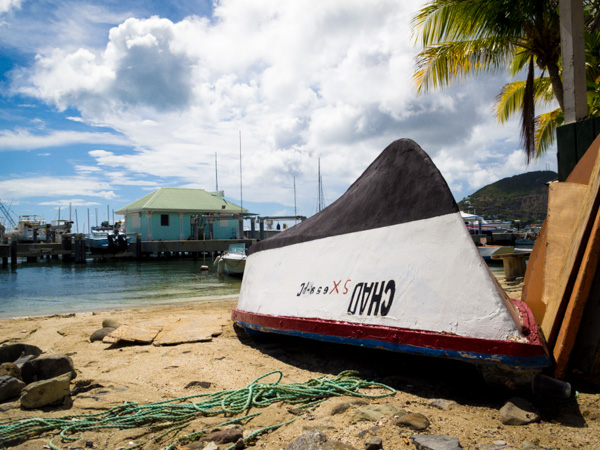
[[1, 280, 599, 450]]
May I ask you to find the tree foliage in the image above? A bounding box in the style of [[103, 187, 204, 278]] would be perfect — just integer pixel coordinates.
[[411, 0, 584, 162]]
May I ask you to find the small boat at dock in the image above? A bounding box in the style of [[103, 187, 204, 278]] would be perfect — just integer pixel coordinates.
[[214, 243, 247, 276], [6, 215, 49, 243], [86, 221, 129, 254], [232, 139, 550, 380]]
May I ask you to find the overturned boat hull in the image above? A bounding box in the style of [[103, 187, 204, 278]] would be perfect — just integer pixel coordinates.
[[232, 139, 550, 373]]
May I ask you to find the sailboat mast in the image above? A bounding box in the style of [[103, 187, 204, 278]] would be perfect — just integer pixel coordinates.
[[239, 131, 243, 213], [215, 152, 219, 192], [318, 158, 323, 212]]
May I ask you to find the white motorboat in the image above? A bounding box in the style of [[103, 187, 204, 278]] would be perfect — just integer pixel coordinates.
[[215, 243, 247, 276]]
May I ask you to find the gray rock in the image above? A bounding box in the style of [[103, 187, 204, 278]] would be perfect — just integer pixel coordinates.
[[21, 354, 77, 384], [365, 436, 383, 450], [427, 398, 457, 411], [0, 362, 21, 380], [201, 426, 244, 444], [394, 412, 430, 430], [357, 427, 379, 439], [322, 442, 357, 450], [286, 430, 328, 450], [330, 399, 369, 415], [0, 343, 42, 364], [102, 319, 122, 329], [0, 376, 26, 403], [90, 327, 116, 342], [20, 372, 72, 409], [0, 400, 20, 411], [14, 354, 37, 368], [331, 402, 354, 415], [353, 404, 405, 422], [411, 435, 463, 450], [499, 397, 540, 425]]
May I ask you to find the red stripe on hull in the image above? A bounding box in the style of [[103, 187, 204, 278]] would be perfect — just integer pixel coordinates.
[[231, 299, 548, 359]]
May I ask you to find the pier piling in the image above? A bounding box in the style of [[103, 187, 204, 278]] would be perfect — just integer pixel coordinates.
[[10, 240, 17, 267]]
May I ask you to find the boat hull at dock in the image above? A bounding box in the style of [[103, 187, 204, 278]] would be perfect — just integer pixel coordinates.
[[232, 139, 551, 375], [221, 253, 246, 275]]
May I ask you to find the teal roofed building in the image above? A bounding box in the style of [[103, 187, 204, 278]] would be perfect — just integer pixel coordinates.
[[115, 188, 250, 241]]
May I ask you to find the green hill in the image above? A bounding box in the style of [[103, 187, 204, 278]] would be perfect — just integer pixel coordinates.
[[457, 170, 557, 224]]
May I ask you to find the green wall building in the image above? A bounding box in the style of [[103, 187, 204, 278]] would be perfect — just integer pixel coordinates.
[[115, 188, 249, 241]]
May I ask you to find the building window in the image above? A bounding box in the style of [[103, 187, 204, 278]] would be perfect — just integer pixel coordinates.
[[131, 214, 141, 229], [161, 214, 169, 226]]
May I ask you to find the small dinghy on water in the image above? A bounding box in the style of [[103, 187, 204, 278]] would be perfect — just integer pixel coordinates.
[[232, 139, 551, 378]]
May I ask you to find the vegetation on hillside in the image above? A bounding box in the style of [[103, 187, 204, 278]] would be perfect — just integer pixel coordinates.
[[457, 170, 557, 224]]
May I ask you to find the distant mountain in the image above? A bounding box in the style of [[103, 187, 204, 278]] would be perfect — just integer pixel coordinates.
[[457, 170, 557, 224]]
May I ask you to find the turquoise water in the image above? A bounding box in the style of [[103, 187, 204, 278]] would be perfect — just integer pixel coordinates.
[[0, 259, 241, 319]]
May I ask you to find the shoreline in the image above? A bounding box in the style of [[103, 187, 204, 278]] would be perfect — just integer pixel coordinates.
[[0, 294, 240, 321]]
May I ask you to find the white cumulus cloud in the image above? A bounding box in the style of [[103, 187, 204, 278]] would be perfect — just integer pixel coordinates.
[[4, 0, 553, 216]]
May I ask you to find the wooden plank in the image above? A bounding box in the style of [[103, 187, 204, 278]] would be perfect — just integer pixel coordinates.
[[522, 222, 547, 324], [542, 183, 587, 323], [553, 202, 600, 378], [566, 135, 599, 184], [522, 134, 600, 324], [541, 140, 600, 347]]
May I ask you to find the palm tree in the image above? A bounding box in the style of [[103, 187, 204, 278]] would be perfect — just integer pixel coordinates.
[[412, 0, 562, 161], [496, 30, 600, 158]]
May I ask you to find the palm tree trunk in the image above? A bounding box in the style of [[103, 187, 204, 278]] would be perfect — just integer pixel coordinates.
[[547, 60, 565, 112]]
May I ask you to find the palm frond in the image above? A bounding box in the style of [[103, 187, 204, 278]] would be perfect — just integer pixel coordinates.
[[522, 57, 536, 163], [496, 77, 556, 123], [534, 109, 561, 158], [414, 38, 515, 92], [412, 0, 525, 46]]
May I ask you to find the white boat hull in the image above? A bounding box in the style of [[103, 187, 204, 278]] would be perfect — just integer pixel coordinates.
[[232, 139, 550, 373], [222, 255, 246, 275]]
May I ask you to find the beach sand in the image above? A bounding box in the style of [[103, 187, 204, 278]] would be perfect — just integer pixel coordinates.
[[1, 279, 599, 450]]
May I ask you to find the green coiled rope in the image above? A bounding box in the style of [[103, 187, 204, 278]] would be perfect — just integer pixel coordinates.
[[0, 370, 395, 450]]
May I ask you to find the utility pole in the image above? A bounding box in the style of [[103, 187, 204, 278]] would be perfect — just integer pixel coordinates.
[[560, 0, 587, 123]]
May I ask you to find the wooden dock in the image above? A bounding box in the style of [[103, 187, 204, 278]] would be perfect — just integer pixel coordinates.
[[0, 237, 256, 267]]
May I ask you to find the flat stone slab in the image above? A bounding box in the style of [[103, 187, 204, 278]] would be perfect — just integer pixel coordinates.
[[103, 325, 163, 344], [153, 318, 224, 346]]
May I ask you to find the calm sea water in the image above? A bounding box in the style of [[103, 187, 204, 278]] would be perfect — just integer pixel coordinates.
[[0, 259, 241, 319], [0, 258, 506, 319]]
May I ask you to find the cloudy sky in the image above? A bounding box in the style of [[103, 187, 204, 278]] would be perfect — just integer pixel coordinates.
[[0, 0, 557, 231]]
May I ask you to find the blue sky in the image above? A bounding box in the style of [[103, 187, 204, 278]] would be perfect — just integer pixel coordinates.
[[0, 0, 557, 232]]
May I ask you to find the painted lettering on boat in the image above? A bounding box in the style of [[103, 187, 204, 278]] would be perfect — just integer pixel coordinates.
[[347, 280, 395, 316], [296, 279, 351, 297]]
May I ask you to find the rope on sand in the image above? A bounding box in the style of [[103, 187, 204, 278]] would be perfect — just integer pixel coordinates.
[[0, 370, 396, 450]]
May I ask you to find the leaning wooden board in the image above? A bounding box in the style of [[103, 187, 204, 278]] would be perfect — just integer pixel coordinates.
[[521, 221, 547, 324], [541, 135, 600, 347], [553, 201, 600, 378], [542, 183, 587, 321]]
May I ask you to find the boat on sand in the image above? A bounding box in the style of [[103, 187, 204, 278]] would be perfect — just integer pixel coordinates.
[[232, 139, 550, 379]]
